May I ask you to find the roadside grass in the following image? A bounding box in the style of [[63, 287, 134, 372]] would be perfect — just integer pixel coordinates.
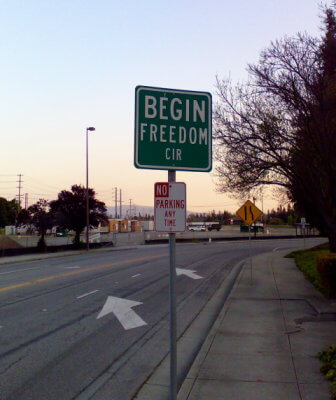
[[318, 345, 336, 399], [285, 242, 330, 295], [287, 242, 335, 398]]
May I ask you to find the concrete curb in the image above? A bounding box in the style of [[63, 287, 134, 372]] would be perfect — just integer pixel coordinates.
[[134, 258, 246, 400], [176, 256, 247, 400]]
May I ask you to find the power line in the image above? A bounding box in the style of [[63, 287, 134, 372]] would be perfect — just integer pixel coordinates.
[[190, 203, 237, 208], [95, 188, 114, 193], [24, 175, 64, 191], [27, 192, 55, 196], [27, 196, 51, 200]]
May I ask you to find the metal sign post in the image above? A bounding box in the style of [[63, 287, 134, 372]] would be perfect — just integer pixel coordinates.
[[154, 175, 186, 400], [301, 217, 306, 249], [168, 170, 177, 400], [236, 200, 263, 285], [248, 225, 252, 284], [134, 85, 212, 400]]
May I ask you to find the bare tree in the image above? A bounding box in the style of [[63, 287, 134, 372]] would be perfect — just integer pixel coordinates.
[[214, 6, 336, 250]]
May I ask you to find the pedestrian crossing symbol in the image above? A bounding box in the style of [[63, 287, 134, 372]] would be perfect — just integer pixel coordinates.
[[236, 200, 262, 226]]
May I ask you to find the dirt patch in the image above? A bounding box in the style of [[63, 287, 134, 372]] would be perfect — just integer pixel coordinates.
[[0, 237, 23, 249]]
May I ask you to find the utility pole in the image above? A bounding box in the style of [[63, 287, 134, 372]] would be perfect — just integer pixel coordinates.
[[24, 193, 28, 209], [129, 199, 132, 219], [119, 188, 122, 219], [16, 174, 23, 210], [114, 187, 118, 218]]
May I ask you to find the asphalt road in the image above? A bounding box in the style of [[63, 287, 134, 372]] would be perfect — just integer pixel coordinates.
[[0, 237, 324, 400]]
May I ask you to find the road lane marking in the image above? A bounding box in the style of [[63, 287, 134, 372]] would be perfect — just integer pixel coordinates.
[[0, 253, 165, 294], [176, 268, 203, 279], [131, 274, 141, 278], [64, 266, 81, 269], [77, 290, 99, 299], [97, 296, 147, 330]]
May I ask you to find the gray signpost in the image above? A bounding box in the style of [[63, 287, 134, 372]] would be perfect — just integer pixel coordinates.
[[134, 85, 212, 400]]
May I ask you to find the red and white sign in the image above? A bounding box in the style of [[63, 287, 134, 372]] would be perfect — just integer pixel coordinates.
[[154, 182, 186, 233]]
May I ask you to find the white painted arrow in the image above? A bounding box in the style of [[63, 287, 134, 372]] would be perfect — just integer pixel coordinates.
[[96, 296, 147, 330], [176, 268, 203, 280]]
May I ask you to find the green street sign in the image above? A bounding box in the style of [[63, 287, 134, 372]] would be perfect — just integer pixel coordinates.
[[134, 86, 212, 171]]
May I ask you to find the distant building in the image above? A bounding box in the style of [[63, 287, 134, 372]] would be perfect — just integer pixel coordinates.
[[108, 219, 143, 233], [141, 220, 154, 231]]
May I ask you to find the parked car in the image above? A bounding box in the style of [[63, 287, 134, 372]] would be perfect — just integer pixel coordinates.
[[188, 225, 206, 232], [56, 231, 67, 237], [207, 223, 221, 231]]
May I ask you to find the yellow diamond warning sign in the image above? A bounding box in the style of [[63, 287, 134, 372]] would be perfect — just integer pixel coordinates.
[[236, 200, 262, 226]]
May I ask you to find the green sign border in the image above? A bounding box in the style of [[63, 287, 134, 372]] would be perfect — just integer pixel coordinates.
[[134, 85, 212, 172]]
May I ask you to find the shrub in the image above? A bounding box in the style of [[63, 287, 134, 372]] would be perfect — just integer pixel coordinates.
[[332, 381, 336, 399], [318, 345, 336, 399], [316, 254, 336, 297]]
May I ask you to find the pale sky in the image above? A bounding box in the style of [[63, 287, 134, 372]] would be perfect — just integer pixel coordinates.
[[0, 0, 323, 213]]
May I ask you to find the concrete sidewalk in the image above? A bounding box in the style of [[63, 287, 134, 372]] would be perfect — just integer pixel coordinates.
[[178, 249, 336, 400]]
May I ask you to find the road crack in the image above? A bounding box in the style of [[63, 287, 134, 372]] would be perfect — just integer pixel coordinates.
[[0, 351, 29, 375]]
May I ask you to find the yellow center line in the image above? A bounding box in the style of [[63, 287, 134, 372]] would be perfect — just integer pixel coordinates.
[[0, 253, 166, 294]]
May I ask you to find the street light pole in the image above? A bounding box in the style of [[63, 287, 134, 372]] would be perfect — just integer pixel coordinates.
[[86, 127, 95, 251]]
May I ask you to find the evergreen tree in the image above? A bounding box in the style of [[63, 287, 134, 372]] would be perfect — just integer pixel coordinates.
[[17, 199, 54, 251], [0, 198, 18, 227], [50, 185, 107, 248]]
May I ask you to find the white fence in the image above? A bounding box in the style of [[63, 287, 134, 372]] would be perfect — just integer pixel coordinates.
[[8, 226, 309, 249]]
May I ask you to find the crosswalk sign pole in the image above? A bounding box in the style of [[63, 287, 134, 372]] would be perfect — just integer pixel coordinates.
[[236, 200, 263, 286], [248, 225, 253, 284]]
